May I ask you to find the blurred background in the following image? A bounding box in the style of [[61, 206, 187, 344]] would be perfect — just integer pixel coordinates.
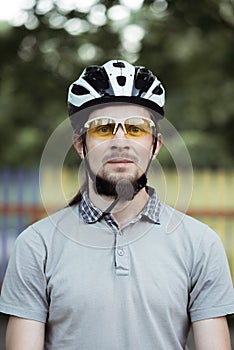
[[0, 0, 234, 348]]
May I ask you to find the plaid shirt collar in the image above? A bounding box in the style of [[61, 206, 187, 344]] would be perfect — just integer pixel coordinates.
[[79, 187, 161, 225]]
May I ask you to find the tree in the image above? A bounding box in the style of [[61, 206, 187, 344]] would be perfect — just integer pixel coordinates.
[[0, 0, 234, 168]]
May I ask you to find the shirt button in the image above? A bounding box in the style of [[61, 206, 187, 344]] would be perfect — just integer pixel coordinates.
[[117, 248, 124, 256]]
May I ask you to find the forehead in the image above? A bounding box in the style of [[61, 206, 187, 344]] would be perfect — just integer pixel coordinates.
[[88, 103, 152, 120]]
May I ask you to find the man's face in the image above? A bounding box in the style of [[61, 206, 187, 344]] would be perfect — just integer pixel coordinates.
[[75, 103, 162, 187]]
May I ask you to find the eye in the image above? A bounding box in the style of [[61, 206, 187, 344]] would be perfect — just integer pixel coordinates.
[[86, 119, 116, 139], [130, 126, 141, 133], [127, 125, 145, 136], [96, 125, 112, 134]]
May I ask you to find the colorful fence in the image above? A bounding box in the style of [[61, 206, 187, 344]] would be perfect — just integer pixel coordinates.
[[0, 169, 42, 282], [0, 168, 234, 284]]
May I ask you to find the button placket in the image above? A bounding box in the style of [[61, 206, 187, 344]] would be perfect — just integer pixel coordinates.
[[115, 229, 129, 276]]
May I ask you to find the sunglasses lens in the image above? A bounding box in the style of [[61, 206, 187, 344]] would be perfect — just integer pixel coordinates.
[[86, 117, 154, 140], [86, 118, 115, 140], [125, 118, 153, 138]]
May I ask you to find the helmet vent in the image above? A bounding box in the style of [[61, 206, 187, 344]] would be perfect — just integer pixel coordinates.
[[83, 66, 109, 92], [113, 62, 125, 68], [152, 85, 163, 95], [71, 84, 90, 95], [116, 76, 126, 86], [134, 67, 154, 90]]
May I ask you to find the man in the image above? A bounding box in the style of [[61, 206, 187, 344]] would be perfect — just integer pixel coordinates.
[[0, 59, 234, 349]]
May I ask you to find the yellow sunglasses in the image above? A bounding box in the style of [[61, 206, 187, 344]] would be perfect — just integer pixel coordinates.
[[84, 116, 155, 140]]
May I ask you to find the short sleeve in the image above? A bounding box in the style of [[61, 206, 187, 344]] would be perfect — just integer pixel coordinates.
[[189, 226, 234, 322], [0, 226, 48, 322]]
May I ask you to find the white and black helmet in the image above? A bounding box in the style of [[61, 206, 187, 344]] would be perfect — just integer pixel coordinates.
[[68, 59, 165, 128]]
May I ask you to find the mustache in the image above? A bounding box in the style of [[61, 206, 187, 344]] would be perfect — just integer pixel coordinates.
[[102, 152, 138, 164]]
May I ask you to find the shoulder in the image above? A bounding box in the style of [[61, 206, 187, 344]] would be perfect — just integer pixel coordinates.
[[16, 205, 80, 246], [32, 205, 79, 230], [159, 202, 221, 246]]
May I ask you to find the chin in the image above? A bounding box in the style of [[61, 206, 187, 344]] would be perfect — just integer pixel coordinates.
[[104, 173, 138, 184]]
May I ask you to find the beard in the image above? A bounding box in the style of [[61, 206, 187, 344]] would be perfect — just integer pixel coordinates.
[[93, 171, 147, 200], [87, 150, 148, 200]]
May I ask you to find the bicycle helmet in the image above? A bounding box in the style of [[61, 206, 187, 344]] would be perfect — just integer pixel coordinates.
[[68, 59, 165, 129]]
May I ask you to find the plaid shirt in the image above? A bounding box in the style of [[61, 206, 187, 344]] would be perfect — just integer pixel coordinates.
[[79, 187, 161, 232]]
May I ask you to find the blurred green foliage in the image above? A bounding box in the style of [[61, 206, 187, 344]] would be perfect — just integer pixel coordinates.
[[0, 0, 234, 168]]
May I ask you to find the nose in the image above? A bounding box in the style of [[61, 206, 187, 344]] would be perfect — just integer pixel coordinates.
[[110, 125, 130, 150], [113, 124, 126, 137]]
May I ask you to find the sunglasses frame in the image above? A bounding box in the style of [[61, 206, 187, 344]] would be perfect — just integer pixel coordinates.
[[84, 116, 156, 139]]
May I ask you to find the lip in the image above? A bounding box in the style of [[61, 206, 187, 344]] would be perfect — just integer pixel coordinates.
[[108, 158, 133, 163], [106, 158, 134, 166]]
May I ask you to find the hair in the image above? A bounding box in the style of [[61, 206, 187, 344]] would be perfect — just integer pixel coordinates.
[[69, 183, 87, 206]]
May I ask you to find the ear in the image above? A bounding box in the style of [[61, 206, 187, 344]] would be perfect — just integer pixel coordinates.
[[152, 133, 163, 160], [73, 133, 84, 159]]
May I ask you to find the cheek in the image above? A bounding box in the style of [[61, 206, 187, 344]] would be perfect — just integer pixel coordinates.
[[85, 138, 109, 166], [135, 137, 154, 154], [86, 139, 107, 154]]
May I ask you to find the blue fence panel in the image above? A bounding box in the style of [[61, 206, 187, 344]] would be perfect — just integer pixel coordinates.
[[0, 169, 40, 283]]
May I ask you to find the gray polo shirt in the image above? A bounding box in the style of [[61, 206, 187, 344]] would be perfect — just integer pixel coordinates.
[[0, 191, 234, 349]]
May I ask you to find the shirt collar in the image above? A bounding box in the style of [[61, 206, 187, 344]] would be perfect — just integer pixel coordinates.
[[79, 191, 103, 224], [79, 187, 161, 225], [141, 187, 161, 224]]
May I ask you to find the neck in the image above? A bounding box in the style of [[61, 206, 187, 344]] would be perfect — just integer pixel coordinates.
[[88, 181, 150, 228]]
